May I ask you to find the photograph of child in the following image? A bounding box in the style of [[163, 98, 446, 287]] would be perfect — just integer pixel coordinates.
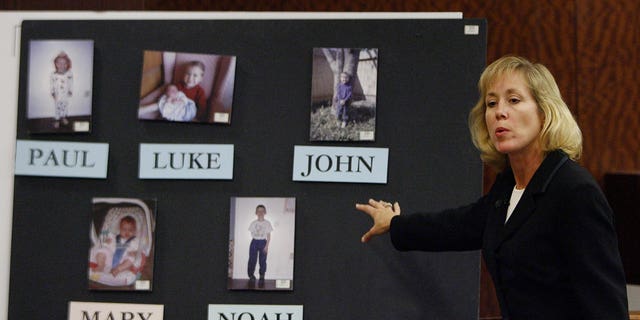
[[88, 198, 156, 291], [310, 47, 378, 141], [138, 50, 236, 124], [228, 197, 296, 291], [158, 84, 197, 121], [26, 39, 94, 133]]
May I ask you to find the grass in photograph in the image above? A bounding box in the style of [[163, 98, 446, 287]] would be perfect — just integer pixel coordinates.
[[310, 101, 376, 141]]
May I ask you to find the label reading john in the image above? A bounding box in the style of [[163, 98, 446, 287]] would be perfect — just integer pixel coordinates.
[[292, 145, 388, 184]]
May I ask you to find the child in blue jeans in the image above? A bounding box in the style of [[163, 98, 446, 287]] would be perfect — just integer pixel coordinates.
[[247, 204, 273, 283], [335, 72, 353, 128]]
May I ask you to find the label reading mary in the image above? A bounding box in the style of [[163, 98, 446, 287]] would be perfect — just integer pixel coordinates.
[[68, 301, 164, 320]]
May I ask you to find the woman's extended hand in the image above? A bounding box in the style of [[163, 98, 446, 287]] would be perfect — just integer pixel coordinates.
[[356, 199, 401, 243]]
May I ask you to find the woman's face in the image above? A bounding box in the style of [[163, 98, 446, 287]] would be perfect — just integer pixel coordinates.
[[484, 71, 543, 158]]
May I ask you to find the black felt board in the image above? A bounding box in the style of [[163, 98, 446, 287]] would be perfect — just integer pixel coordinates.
[[11, 18, 486, 319]]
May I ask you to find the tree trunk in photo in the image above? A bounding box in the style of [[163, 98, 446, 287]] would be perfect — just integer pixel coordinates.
[[321, 48, 365, 106]]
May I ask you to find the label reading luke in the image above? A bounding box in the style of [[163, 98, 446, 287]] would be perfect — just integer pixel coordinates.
[[208, 304, 303, 320], [292, 145, 388, 183], [14, 140, 109, 178], [139, 143, 234, 179], [68, 301, 164, 320]]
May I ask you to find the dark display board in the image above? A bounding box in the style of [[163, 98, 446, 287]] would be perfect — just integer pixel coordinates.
[[11, 19, 486, 319]]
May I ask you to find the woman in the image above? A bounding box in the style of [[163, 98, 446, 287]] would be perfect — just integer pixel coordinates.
[[356, 56, 628, 319]]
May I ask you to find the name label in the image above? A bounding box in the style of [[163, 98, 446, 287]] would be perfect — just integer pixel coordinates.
[[139, 143, 234, 179], [68, 301, 164, 320], [292, 145, 388, 184], [208, 304, 303, 320], [14, 140, 109, 178]]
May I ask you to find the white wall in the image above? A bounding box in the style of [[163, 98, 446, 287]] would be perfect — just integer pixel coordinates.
[[356, 49, 378, 102], [0, 12, 17, 320]]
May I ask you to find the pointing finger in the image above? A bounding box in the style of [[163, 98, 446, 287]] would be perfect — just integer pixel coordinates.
[[355, 203, 375, 216]]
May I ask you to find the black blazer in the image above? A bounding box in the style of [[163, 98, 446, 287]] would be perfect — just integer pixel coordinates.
[[390, 150, 628, 319]]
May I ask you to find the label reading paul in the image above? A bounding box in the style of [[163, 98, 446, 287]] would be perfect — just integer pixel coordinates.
[[14, 140, 109, 178], [68, 301, 164, 320], [292, 145, 388, 184], [139, 143, 234, 179]]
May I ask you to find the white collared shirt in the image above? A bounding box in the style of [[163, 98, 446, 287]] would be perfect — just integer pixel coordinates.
[[506, 186, 525, 223]]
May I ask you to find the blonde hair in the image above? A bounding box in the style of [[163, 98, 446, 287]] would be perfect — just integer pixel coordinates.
[[468, 56, 582, 170], [185, 60, 205, 73]]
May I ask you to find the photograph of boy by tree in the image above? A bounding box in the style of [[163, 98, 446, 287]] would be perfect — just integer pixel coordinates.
[[310, 47, 378, 141]]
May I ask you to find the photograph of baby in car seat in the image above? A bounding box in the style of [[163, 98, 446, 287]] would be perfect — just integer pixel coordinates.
[[88, 197, 157, 291]]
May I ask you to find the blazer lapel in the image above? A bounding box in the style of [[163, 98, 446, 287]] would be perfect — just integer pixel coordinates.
[[499, 191, 536, 246], [484, 170, 514, 251], [495, 150, 569, 248]]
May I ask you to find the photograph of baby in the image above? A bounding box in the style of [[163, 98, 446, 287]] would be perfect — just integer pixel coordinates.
[[228, 197, 296, 291], [26, 39, 94, 133], [138, 50, 236, 124], [310, 47, 378, 141], [88, 198, 157, 291]]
